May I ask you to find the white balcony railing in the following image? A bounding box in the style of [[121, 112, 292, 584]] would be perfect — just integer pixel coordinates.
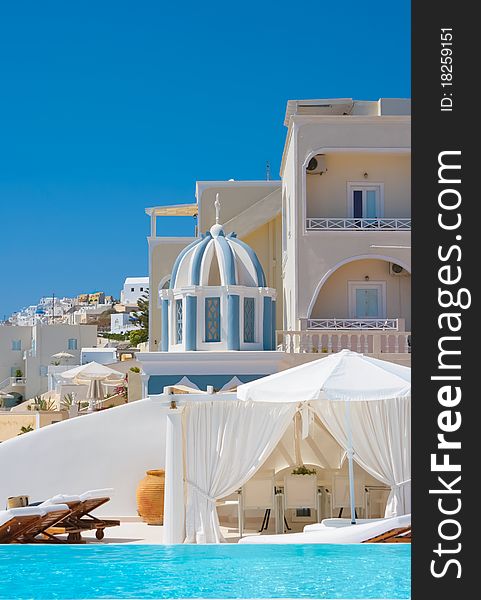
[[306, 218, 411, 231], [0, 376, 27, 391], [306, 318, 399, 330], [277, 330, 411, 354]]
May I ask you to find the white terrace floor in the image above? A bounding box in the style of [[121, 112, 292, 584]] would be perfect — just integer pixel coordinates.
[[77, 518, 307, 544]]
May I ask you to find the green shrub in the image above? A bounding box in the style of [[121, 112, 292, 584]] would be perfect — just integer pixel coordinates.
[[18, 425, 34, 435], [291, 465, 317, 475], [28, 396, 56, 411]]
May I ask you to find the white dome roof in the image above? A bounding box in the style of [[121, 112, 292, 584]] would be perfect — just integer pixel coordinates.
[[170, 226, 267, 289]]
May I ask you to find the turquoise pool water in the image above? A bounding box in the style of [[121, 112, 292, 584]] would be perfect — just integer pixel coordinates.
[[0, 544, 410, 599]]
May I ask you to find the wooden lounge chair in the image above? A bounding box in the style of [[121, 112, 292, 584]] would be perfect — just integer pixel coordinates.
[[363, 525, 411, 543], [39, 489, 120, 542], [0, 507, 46, 543], [17, 504, 71, 543]]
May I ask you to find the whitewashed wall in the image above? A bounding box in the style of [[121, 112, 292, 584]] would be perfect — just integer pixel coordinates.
[[0, 398, 168, 516]]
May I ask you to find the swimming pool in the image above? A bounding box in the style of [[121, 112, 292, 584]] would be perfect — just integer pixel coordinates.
[[0, 544, 410, 599]]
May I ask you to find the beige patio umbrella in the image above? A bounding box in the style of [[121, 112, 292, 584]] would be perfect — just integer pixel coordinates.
[[52, 351, 76, 366], [52, 352, 76, 360], [77, 378, 105, 411], [60, 362, 124, 411]]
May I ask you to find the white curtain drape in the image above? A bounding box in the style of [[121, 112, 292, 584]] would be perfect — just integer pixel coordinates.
[[312, 396, 411, 517], [184, 400, 297, 543]]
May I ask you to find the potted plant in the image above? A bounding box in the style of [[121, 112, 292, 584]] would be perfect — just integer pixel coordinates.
[[291, 465, 317, 476], [61, 393, 78, 417], [28, 396, 56, 412]]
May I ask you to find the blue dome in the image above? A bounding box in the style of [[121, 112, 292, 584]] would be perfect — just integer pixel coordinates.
[[35, 308, 45, 314], [169, 224, 266, 289]]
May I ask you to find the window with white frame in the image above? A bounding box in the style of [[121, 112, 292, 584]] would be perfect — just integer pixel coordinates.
[[68, 338, 78, 350], [39, 365, 48, 377], [348, 282, 386, 319], [348, 184, 383, 219], [11, 340, 22, 351]]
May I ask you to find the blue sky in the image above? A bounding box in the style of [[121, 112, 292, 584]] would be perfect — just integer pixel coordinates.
[[0, 1, 410, 318]]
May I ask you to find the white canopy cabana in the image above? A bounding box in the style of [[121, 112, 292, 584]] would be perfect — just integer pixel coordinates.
[[237, 350, 410, 403], [237, 350, 411, 519], [165, 350, 410, 544]]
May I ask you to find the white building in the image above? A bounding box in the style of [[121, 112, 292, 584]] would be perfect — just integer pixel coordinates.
[[0, 326, 32, 399], [0, 324, 98, 400], [81, 347, 118, 365], [146, 181, 282, 351], [110, 312, 141, 334], [120, 277, 149, 306], [280, 98, 411, 354], [67, 303, 113, 325], [144, 98, 410, 365], [8, 296, 78, 326]]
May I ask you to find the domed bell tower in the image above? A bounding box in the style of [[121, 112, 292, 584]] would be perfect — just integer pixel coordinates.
[[159, 195, 276, 352]]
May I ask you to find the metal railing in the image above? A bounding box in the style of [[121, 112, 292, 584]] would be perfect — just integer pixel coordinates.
[[306, 218, 411, 231], [306, 318, 399, 330]]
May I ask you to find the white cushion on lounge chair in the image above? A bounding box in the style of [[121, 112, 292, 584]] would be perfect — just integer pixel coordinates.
[[38, 488, 113, 506], [79, 488, 114, 501], [41, 503, 70, 514], [0, 506, 46, 527], [304, 517, 383, 532], [239, 514, 411, 544], [39, 494, 80, 506]]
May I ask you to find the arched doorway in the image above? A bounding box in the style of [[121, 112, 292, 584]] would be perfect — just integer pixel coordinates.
[[305, 257, 411, 354]]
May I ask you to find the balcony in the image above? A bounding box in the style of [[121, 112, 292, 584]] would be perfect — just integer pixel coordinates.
[[305, 318, 399, 330], [306, 218, 411, 231], [277, 323, 411, 355], [0, 376, 27, 393]]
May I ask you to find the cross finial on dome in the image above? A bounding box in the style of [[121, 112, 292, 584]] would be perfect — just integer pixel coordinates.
[[214, 193, 221, 224]]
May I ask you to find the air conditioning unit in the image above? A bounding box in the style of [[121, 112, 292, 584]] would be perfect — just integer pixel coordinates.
[[389, 263, 409, 277], [306, 155, 326, 175]]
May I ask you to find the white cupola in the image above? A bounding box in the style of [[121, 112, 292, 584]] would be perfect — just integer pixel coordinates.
[[159, 195, 277, 352]]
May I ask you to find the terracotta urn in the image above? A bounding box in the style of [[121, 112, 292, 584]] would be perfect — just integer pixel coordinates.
[[136, 469, 165, 525]]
